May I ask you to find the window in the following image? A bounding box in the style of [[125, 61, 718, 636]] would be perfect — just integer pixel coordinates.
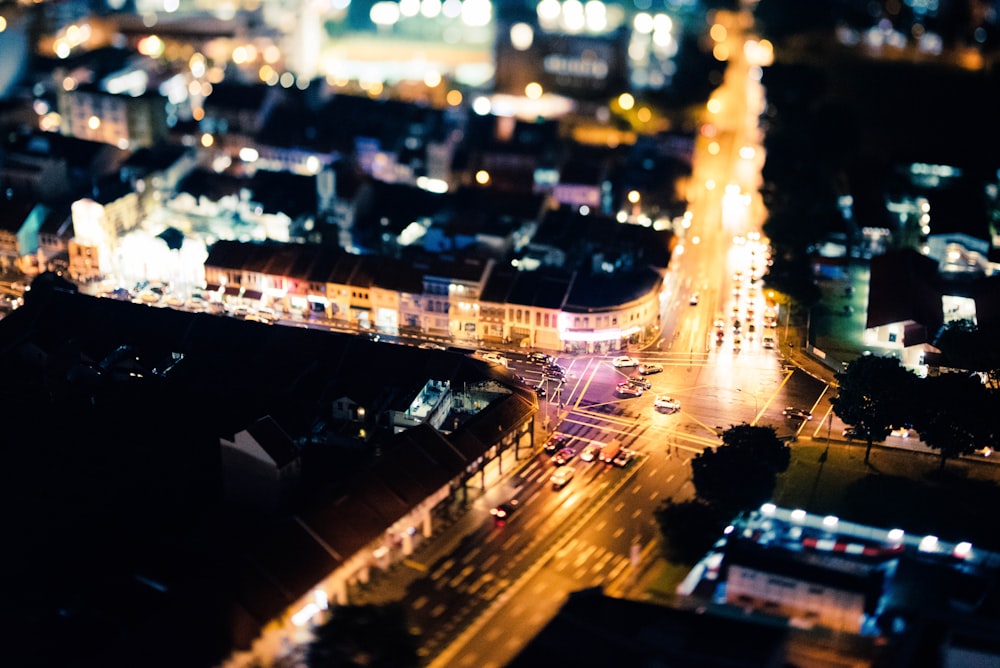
[[536, 312, 541, 326]]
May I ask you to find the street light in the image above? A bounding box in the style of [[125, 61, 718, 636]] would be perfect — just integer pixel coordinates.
[[736, 387, 759, 424]]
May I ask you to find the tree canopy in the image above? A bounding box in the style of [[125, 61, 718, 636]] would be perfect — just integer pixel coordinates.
[[691, 424, 790, 515], [912, 373, 996, 472], [934, 319, 1000, 389], [831, 354, 915, 463], [653, 498, 731, 565], [306, 603, 419, 668]]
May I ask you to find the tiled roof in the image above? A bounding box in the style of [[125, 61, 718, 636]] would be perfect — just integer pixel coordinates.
[[245, 415, 299, 468]]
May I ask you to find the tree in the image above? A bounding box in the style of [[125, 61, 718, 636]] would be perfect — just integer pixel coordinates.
[[831, 354, 915, 464], [912, 373, 992, 472], [690, 424, 790, 515], [306, 603, 419, 668], [653, 498, 732, 565], [934, 319, 1000, 389]]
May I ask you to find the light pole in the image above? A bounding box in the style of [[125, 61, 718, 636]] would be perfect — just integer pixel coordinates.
[[737, 387, 759, 424]]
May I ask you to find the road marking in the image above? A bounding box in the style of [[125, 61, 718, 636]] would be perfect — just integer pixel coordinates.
[[404, 559, 429, 572]]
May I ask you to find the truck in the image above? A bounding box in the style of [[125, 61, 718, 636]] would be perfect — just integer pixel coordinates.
[[599, 439, 622, 463]]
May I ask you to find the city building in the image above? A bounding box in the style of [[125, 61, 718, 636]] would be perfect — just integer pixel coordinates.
[[1, 279, 537, 667], [677, 504, 1000, 665]]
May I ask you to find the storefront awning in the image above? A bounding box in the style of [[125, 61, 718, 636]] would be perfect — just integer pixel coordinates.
[[223, 286, 241, 296], [204, 283, 221, 292], [243, 290, 262, 300]]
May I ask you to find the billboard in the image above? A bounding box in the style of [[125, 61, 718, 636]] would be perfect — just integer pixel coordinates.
[[495, 27, 629, 100]]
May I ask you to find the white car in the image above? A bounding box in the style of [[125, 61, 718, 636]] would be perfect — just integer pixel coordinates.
[[654, 395, 681, 412], [550, 465, 575, 489], [612, 356, 639, 368], [580, 444, 601, 462], [479, 352, 509, 367]]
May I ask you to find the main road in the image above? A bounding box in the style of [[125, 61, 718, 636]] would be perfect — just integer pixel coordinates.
[[415, 8, 828, 667]]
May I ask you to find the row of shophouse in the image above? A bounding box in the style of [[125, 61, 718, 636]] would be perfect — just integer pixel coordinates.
[[201, 239, 665, 354]]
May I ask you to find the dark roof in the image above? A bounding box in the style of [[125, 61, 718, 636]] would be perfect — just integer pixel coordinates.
[[202, 81, 276, 112], [0, 195, 35, 232], [410, 252, 491, 284], [480, 265, 575, 310], [373, 257, 424, 294], [248, 169, 317, 218], [244, 415, 299, 468], [0, 283, 536, 665], [532, 205, 673, 271], [508, 587, 789, 668], [121, 144, 192, 174], [865, 248, 946, 341], [564, 267, 663, 311], [37, 202, 73, 235], [177, 167, 245, 201]]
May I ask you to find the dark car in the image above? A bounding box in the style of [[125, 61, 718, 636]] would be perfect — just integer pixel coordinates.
[[543, 363, 566, 377], [527, 351, 553, 364], [627, 377, 652, 390], [544, 433, 569, 454], [534, 383, 547, 398], [490, 500, 519, 526], [783, 407, 812, 421], [616, 382, 643, 398], [637, 363, 663, 375], [553, 447, 576, 465]]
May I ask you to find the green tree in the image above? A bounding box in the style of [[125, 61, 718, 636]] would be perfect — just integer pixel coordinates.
[[831, 355, 915, 464], [934, 319, 1000, 389], [653, 498, 732, 565], [912, 373, 991, 472], [690, 424, 789, 515], [306, 603, 419, 668]]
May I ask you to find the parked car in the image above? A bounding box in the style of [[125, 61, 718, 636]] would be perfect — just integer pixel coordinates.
[[553, 447, 576, 465], [637, 363, 663, 375], [534, 383, 547, 398], [689, 293, 700, 306], [550, 465, 575, 489], [580, 444, 601, 462], [783, 407, 812, 421], [654, 395, 681, 412], [616, 382, 643, 398], [544, 433, 569, 454], [612, 356, 639, 368]]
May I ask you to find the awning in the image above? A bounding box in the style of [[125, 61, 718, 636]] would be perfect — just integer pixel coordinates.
[[224, 286, 240, 296], [243, 290, 262, 300], [204, 283, 220, 292]]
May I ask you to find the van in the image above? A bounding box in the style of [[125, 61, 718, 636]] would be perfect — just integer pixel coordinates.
[[599, 439, 622, 463], [762, 334, 775, 349]]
